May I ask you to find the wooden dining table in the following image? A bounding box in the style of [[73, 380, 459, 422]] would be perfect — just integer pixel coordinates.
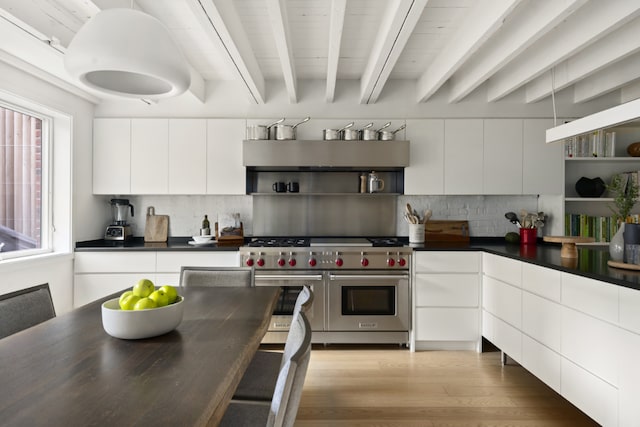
[[0, 286, 280, 427]]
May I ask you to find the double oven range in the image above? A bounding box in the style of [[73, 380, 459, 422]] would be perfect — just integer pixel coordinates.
[[239, 237, 411, 345]]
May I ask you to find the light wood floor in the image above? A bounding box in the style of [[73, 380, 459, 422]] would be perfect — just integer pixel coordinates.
[[294, 346, 599, 427]]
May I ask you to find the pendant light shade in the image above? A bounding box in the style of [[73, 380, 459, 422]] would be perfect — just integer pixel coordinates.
[[64, 9, 191, 99]]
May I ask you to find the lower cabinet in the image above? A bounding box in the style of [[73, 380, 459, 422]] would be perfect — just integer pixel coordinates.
[[482, 254, 628, 427], [412, 251, 481, 351], [73, 251, 239, 308]]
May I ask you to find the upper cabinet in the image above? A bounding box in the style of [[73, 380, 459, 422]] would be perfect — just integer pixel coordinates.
[[444, 119, 484, 194], [93, 118, 246, 195], [523, 119, 562, 195], [405, 120, 444, 195], [484, 119, 523, 195]]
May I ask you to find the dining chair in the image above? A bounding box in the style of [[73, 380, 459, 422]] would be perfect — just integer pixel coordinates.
[[232, 286, 314, 402], [220, 311, 312, 427], [0, 283, 56, 339], [179, 266, 255, 288]]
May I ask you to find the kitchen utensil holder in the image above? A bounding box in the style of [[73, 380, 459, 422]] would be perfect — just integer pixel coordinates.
[[520, 228, 537, 245], [409, 223, 425, 243]]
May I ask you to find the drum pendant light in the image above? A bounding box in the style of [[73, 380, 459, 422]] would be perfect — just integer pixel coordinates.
[[64, 8, 190, 99]]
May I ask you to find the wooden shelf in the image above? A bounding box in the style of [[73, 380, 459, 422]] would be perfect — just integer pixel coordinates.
[[250, 192, 400, 196]]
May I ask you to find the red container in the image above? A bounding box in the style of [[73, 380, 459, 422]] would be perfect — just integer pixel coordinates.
[[520, 227, 538, 245]]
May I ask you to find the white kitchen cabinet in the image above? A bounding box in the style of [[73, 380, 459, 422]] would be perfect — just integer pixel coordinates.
[[131, 119, 169, 194], [412, 251, 481, 351], [404, 119, 444, 195], [523, 119, 562, 194], [482, 253, 521, 287], [483, 119, 523, 194], [482, 275, 521, 330], [206, 119, 246, 195], [522, 292, 561, 352], [93, 118, 131, 194], [73, 250, 240, 308], [619, 328, 640, 427], [169, 119, 207, 194], [444, 119, 483, 194], [521, 334, 561, 393]]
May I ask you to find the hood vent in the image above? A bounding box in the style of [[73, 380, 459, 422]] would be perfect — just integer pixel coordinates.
[[243, 140, 409, 170]]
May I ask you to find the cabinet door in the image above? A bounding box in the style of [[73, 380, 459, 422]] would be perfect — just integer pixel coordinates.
[[523, 119, 562, 194], [415, 274, 479, 307], [444, 119, 483, 194], [404, 119, 444, 195], [93, 118, 130, 194], [415, 308, 479, 341], [521, 335, 561, 393], [74, 273, 144, 307], [131, 119, 169, 194], [483, 119, 523, 194], [155, 251, 240, 273], [207, 119, 245, 194], [169, 119, 207, 194]]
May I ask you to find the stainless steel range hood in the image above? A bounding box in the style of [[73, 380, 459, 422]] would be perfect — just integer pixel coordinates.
[[243, 140, 409, 169]]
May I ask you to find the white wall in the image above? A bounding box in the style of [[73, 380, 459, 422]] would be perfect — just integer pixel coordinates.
[[0, 58, 97, 314]]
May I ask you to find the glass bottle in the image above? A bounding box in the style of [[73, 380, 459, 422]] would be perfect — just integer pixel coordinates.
[[201, 215, 210, 236]]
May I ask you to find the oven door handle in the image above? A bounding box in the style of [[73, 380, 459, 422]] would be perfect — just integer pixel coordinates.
[[255, 274, 324, 281], [329, 274, 409, 281]]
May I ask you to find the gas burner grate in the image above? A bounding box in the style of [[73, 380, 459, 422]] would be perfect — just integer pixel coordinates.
[[368, 238, 404, 247], [246, 237, 310, 247]]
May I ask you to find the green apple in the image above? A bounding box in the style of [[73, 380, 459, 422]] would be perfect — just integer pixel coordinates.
[[119, 290, 133, 307], [159, 285, 178, 304], [149, 290, 169, 307], [133, 297, 157, 310], [132, 278, 155, 298], [120, 294, 141, 310]]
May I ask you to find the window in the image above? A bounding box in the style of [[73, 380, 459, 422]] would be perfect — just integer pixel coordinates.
[[0, 103, 50, 257]]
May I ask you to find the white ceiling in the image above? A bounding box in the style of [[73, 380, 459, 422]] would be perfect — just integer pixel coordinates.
[[1, 0, 640, 105]]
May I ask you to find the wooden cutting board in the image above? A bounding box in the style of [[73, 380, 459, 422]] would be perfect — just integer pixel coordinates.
[[425, 220, 470, 243], [144, 206, 169, 242]]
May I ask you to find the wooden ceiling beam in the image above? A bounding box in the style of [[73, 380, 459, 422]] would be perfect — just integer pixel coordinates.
[[266, 0, 297, 103], [526, 16, 640, 103], [486, 0, 640, 102], [325, 0, 346, 103], [574, 53, 640, 103], [187, 0, 266, 104], [415, 0, 522, 103], [449, 0, 586, 103]]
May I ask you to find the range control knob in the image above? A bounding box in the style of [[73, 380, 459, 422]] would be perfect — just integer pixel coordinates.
[[288, 258, 296, 267], [398, 258, 407, 267], [277, 258, 286, 267], [245, 258, 254, 267], [361, 257, 369, 267], [335, 257, 344, 267], [387, 258, 396, 267], [309, 258, 317, 267], [256, 258, 265, 267]]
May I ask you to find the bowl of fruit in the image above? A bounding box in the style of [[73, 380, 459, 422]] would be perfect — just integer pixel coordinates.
[[101, 279, 184, 339]]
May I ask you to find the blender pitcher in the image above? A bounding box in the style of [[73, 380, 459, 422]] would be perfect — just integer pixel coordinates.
[[110, 198, 134, 225]]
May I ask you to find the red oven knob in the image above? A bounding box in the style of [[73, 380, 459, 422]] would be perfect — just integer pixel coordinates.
[[257, 258, 265, 267], [245, 258, 254, 267], [361, 257, 369, 267], [288, 258, 296, 267], [398, 258, 406, 267], [309, 258, 317, 267], [277, 258, 286, 267], [387, 258, 395, 267], [335, 257, 343, 267]]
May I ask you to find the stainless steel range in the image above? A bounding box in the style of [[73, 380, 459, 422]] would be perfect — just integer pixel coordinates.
[[239, 237, 411, 345]]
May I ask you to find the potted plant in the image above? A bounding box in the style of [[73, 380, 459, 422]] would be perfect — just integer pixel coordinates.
[[607, 173, 639, 262]]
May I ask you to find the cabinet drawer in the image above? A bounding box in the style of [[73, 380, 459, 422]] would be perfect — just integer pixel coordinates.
[[522, 263, 561, 302], [482, 276, 521, 329], [619, 286, 640, 334], [482, 253, 521, 287], [413, 251, 480, 273], [562, 306, 619, 386], [74, 252, 156, 273], [415, 307, 479, 341], [414, 274, 479, 307], [561, 358, 618, 427], [483, 310, 521, 362], [522, 292, 561, 352], [74, 273, 144, 307], [155, 252, 240, 273], [522, 335, 561, 393], [561, 272, 618, 324]]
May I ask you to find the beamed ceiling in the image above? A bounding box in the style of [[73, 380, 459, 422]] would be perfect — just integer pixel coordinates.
[[1, 0, 640, 105]]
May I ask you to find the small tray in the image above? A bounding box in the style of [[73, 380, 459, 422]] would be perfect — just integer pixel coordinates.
[[607, 260, 640, 271]]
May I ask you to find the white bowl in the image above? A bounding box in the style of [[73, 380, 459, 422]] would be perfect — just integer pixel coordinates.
[[191, 235, 213, 244], [101, 296, 184, 339]]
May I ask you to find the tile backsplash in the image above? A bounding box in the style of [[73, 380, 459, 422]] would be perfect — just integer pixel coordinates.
[[117, 194, 540, 239]]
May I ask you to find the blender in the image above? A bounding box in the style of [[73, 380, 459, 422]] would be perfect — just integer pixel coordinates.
[[105, 198, 134, 240]]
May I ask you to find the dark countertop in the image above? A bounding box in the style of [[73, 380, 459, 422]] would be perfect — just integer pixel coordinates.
[[75, 236, 640, 291], [75, 237, 241, 251]]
